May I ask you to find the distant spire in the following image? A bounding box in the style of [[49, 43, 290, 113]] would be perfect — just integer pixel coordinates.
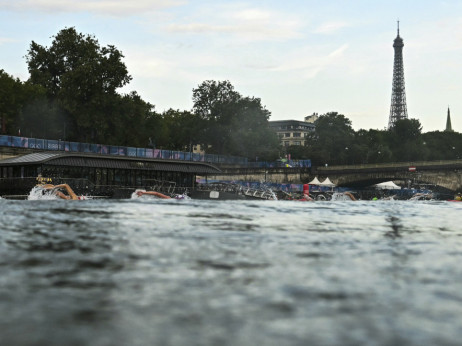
[[445, 106, 453, 132], [397, 20, 400, 36]]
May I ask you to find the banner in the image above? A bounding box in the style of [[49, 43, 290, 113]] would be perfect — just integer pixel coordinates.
[[0, 135, 251, 165], [127, 147, 137, 157]]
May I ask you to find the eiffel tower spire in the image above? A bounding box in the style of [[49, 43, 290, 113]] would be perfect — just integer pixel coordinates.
[[445, 106, 453, 132], [388, 21, 408, 129]]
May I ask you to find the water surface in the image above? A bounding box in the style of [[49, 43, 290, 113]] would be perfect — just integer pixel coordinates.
[[1, 198, 461, 345]]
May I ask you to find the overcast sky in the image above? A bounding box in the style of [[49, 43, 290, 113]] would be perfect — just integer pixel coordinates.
[[1, 0, 461, 132]]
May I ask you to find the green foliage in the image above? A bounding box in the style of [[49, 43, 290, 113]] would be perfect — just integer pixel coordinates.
[[25, 27, 132, 142], [0, 70, 25, 134], [422, 131, 462, 160], [388, 119, 424, 161], [159, 109, 205, 151], [105, 91, 156, 147], [0, 69, 54, 136], [352, 129, 392, 164], [303, 115, 443, 165], [192, 80, 280, 160], [285, 145, 310, 160], [305, 112, 354, 165]]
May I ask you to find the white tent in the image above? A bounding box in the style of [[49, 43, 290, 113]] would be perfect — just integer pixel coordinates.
[[374, 181, 401, 190], [319, 177, 336, 187], [308, 177, 321, 185]]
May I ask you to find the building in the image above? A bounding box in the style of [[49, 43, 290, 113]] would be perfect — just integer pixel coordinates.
[[0, 151, 221, 198], [269, 116, 316, 147], [304, 113, 319, 123]]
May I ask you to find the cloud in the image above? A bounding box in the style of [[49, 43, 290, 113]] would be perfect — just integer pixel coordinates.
[[0, 37, 16, 45], [270, 44, 349, 78], [167, 22, 300, 41], [167, 6, 303, 41], [0, 0, 185, 16], [233, 8, 272, 21], [313, 21, 350, 34]]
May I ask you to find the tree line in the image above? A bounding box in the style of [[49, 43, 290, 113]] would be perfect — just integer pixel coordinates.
[[1, 27, 461, 164], [0, 27, 280, 160], [288, 112, 462, 165]]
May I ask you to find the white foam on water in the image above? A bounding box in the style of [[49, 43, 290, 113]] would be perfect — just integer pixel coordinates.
[[331, 192, 354, 201], [27, 186, 61, 200], [131, 189, 147, 199], [27, 185, 89, 200]]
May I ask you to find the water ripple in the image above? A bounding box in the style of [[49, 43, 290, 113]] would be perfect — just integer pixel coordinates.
[[0, 199, 462, 345]]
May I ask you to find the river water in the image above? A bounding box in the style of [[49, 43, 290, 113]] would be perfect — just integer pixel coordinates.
[[1, 197, 461, 346]]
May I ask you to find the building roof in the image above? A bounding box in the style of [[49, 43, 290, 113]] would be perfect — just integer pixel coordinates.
[[269, 119, 315, 126], [0, 152, 221, 174], [269, 119, 316, 131]]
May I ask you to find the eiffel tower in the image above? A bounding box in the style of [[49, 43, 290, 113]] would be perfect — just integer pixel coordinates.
[[388, 21, 408, 129]]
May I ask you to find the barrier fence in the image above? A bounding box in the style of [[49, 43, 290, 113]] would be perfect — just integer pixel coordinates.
[[0, 135, 248, 165]]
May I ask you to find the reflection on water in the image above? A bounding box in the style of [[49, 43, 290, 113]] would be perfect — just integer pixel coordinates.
[[1, 198, 462, 345]]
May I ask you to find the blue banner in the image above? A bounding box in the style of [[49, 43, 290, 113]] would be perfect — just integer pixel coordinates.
[[0, 134, 257, 166]]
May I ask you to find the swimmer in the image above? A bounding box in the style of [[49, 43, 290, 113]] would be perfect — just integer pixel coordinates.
[[135, 190, 171, 199], [41, 183, 79, 200], [344, 192, 357, 201]]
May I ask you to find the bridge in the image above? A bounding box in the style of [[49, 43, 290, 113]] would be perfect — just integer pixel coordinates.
[[314, 160, 462, 192], [213, 160, 462, 193]]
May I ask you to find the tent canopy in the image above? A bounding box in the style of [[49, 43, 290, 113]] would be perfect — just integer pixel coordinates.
[[374, 181, 401, 190], [309, 177, 321, 185], [319, 177, 336, 187]]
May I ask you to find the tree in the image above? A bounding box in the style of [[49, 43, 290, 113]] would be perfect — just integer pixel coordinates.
[[306, 112, 355, 165], [192, 80, 240, 153], [25, 27, 132, 142], [390, 118, 422, 141], [19, 93, 65, 139], [192, 80, 240, 121], [191, 80, 279, 159], [422, 131, 462, 161], [354, 129, 392, 164], [160, 109, 205, 151], [388, 118, 424, 161], [0, 69, 57, 137], [106, 91, 157, 147], [0, 70, 23, 134], [228, 96, 279, 159]]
